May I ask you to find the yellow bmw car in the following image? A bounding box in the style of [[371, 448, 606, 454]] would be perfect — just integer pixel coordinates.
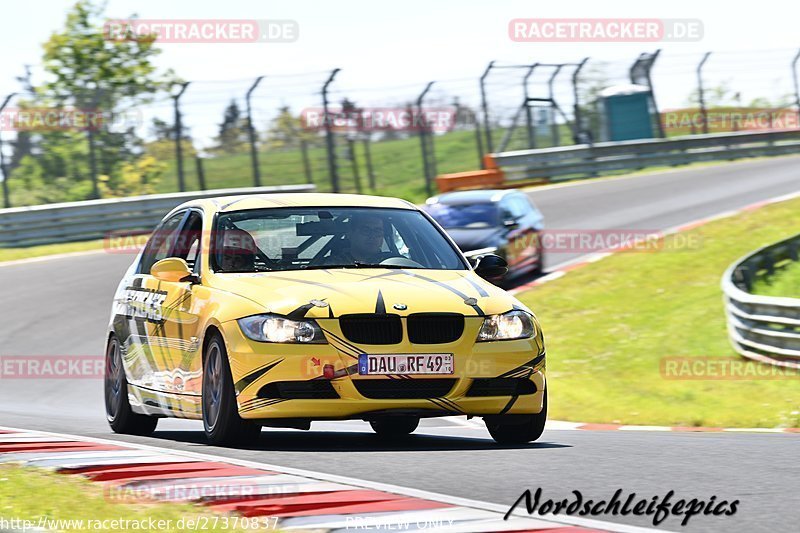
[[104, 193, 547, 445]]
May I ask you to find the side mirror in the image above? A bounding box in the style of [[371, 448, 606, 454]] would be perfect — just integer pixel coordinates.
[[151, 258, 198, 283], [503, 219, 520, 229], [474, 253, 508, 281]]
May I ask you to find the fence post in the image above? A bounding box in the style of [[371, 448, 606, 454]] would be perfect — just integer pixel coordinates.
[[697, 52, 712, 134], [630, 50, 665, 138], [173, 82, 190, 192], [246, 76, 264, 187], [86, 87, 103, 199], [547, 65, 564, 146], [195, 156, 207, 190], [792, 49, 800, 128], [417, 81, 435, 197], [472, 109, 485, 169], [572, 58, 589, 143], [362, 137, 375, 189], [523, 63, 538, 149], [0, 93, 16, 208], [480, 61, 495, 153], [322, 68, 341, 193], [347, 138, 362, 194], [300, 140, 313, 184]]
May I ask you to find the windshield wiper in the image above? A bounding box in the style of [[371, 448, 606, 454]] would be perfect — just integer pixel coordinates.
[[298, 262, 422, 270], [352, 261, 423, 269]]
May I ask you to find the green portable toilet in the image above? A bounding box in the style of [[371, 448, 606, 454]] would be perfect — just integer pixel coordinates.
[[599, 84, 657, 141]]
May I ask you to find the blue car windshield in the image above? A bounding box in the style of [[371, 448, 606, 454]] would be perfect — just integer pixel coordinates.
[[426, 203, 499, 229]]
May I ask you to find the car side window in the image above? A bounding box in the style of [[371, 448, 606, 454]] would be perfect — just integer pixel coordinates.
[[172, 212, 203, 272], [139, 212, 186, 275]]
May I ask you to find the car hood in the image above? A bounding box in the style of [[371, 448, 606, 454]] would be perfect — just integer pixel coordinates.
[[445, 227, 504, 252], [210, 268, 522, 319]]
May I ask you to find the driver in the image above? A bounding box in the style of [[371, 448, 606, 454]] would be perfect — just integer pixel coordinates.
[[219, 229, 258, 271], [327, 213, 393, 265]]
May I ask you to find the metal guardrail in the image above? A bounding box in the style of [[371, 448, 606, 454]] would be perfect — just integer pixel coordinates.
[[722, 233, 800, 368], [492, 129, 800, 182], [0, 184, 316, 247]]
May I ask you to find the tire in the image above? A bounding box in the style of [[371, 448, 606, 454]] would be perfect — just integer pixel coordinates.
[[532, 247, 545, 277], [202, 333, 261, 446], [485, 390, 547, 445], [105, 335, 158, 436], [369, 416, 420, 439]]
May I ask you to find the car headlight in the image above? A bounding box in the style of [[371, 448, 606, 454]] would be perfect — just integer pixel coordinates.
[[477, 310, 535, 342], [238, 314, 327, 344]]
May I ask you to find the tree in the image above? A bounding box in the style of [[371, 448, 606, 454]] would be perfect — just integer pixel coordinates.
[[264, 106, 317, 150], [11, 0, 179, 204], [211, 100, 249, 154], [144, 118, 196, 161]]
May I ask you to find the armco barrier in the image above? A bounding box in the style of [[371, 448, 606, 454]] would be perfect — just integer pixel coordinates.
[[0, 184, 315, 247], [722, 232, 800, 369], [436, 129, 800, 191]]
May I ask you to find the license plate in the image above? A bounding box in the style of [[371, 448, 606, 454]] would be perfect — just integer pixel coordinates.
[[358, 353, 453, 375]]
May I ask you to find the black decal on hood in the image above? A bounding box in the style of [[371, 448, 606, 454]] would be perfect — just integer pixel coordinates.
[[399, 270, 485, 316], [375, 290, 386, 314], [464, 276, 490, 297], [287, 302, 316, 320]]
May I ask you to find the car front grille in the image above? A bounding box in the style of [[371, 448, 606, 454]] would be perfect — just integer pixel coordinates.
[[353, 379, 457, 399], [339, 314, 403, 345], [338, 313, 465, 345], [465, 378, 537, 397], [407, 313, 465, 344]]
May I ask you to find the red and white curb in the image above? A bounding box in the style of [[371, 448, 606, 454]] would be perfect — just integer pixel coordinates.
[[509, 189, 800, 296], [0, 426, 664, 533]]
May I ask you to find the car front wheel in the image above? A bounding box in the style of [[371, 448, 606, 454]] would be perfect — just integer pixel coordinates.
[[202, 333, 261, 446], [484, 390, 547, 444], [369, 416, 420, 439]]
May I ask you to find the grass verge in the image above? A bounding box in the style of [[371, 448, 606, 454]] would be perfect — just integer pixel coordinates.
[[0, 239, 108, 263], [516, 197, 800, 428], [0, 464, 253, 532]]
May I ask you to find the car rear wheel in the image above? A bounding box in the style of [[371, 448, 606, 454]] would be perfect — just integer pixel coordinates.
[[369, 416, 420, 439], [202, 333, 261, 446], [105, 335, 158, 436], [485, 390, 547, 444]]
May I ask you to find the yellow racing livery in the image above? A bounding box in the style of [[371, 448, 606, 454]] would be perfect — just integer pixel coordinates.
[[104, 193, 547, 445]]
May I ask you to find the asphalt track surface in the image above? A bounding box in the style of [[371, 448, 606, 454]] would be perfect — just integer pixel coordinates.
[[2, 156, 800, 532]]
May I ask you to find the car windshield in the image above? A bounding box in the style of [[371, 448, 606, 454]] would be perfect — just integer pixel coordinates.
[[213, 207, 467, 273], [425, 202, 499, 229]]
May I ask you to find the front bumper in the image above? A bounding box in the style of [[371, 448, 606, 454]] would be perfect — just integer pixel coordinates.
[[221, 316, 546, 420]]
